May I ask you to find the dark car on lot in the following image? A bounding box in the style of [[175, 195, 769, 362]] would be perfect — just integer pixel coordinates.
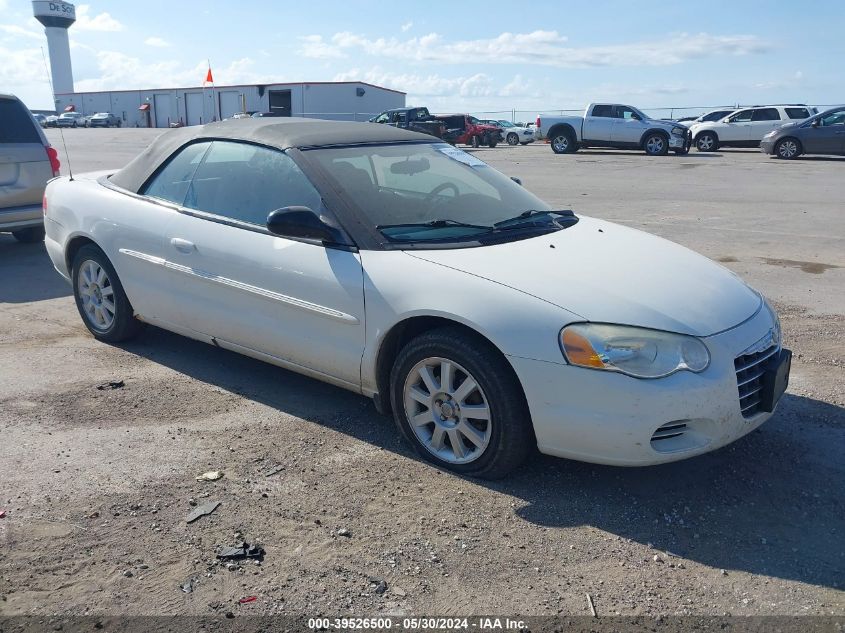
[[88, 112, 122, 127], [1, 94, 61, 242], [760, 106, 845, 159], [369, 107, 446, 139]]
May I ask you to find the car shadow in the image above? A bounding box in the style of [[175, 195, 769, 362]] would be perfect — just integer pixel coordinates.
[[118, 326, 844, 591], [0, 234, 72, 303]]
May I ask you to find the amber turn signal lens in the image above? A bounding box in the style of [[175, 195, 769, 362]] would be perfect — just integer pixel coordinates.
[[561, 328, 605, 368]]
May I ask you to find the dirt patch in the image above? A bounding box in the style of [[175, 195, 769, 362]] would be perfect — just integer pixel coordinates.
[[762, 258, 841, 274]]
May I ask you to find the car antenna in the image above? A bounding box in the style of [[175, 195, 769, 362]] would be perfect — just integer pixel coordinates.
[[41, 46, 73, 181]]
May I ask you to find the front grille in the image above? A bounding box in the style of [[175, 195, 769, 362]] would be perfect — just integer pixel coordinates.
[[734, 344, 779, 418], [650, 421, 688, 442]]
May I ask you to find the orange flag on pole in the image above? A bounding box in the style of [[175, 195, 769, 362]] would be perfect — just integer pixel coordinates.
[[204, 67, 214, 84]]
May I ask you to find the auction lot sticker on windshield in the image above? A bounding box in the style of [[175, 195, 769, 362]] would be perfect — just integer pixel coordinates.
[[437, 146, 487, 167]]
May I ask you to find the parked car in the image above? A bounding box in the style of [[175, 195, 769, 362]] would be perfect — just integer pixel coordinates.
[[45, 114, 59, 127], [369, 107, 446, 139], [1, 94, 61, 242], [760, 105, 845, 159], [88, 112, 123, 127], [689, 105, 817, 152], [32, 113, 48, 127], [480, 120, 535, 145], [435, 114, 502, 147], [43, 118, 790, 478], [685, 108, 739, 125], [537, 104, 690, 156], [252, 111, 282, 118], [56, 112, 86, 128]]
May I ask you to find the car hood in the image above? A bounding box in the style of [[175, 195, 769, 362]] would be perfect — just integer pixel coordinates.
[[407, 216, 761, 337]]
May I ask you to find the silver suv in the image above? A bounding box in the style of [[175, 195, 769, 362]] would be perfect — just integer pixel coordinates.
[[1, 94, 61, 242]]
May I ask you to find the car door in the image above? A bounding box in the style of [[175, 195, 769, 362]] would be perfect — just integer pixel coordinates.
[[721, 109, 753, 142], [159, 140, 366, 389], [748, 108, 783, 142], [582, 105, 615, 142], [801, 109, 845, 154], [610, 105, 649, 145]]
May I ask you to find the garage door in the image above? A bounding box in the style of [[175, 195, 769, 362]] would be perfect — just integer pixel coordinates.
[[185, 92, 203, 126], [218, 91, 240, 119], [153, 94, 170, 128]]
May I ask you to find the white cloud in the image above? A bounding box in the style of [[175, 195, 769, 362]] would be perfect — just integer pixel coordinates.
[[0, 24, 43, 40], [144, 36, 171, 48], [401, 21, 413, 32], [303, 30, 768, 67], [298, 34, 346, 59], [75, 4, 124, 32]]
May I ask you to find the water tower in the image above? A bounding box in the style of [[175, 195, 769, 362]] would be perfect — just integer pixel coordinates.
[[32, 1, 76, 97]]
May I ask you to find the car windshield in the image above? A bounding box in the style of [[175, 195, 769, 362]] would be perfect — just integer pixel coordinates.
[[497, 121, 515, 128], [307, 142, 564, 245]]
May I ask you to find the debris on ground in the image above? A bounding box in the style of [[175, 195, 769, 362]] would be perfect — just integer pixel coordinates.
[[186, 501, 220, 524], [337, 528, 351, 537], [96, 380, 125, 390], [586, 592, 597, 617], [264, 465, 284, 477], [216, 542, 265, 561], [195, 471, 223, 481], [180, 578, 197, 594], [369, 578, 388, 595], [238, 596, 257, 604], [0, 510, 6, 519]]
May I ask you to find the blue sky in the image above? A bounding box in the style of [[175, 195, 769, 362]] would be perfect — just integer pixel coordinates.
[[2, 0, 843, 117]]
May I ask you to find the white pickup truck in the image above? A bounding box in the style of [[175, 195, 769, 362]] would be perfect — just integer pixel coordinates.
[[536, 103, 690, 156]]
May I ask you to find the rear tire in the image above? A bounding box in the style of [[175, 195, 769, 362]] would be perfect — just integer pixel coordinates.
[[695, 132, 718, 152], [488, 140, 498, 148], [775, 137, 802, 159], [550, 130, 577, 154], [71, 244, 144, 343], [11, 226, 45, 243], [643, 133, 669, 156], [506, 133, 519, 145], [390, 327, 533, 479]]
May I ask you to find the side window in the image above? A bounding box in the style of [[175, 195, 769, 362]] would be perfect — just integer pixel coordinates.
[[785, 108, 810, 119], [143, 142, 211, 205], [184, 141, 322, 226], [0, 97, 42, 143], [374, 112, 389, 124], [821, 110, 845, 126], [616, 106, 641, 121], [729, 110, 753, 123], [751, 108, 780, 121], [591, 105, 613, 117]]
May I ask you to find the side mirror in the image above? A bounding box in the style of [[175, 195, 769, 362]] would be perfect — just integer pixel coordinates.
[[266, 207, 340, 243], [811, 119, 820, 127], [510, 176, 523, 186]]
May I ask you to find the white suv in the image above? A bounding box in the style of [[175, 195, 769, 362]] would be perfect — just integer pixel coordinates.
[[690, 105, 817, 152]]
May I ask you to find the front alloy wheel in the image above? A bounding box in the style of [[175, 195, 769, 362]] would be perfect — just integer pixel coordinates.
[[506, 133, 519, 145], [644, 134, 668, 156], [696, 132, 717, 152], [776, 138, 801, 159], [403, 357, 491, 465]]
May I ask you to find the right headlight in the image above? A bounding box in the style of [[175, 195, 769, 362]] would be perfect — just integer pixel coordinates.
[[671, 126, 686, 136], [560, 323, 710, 379]]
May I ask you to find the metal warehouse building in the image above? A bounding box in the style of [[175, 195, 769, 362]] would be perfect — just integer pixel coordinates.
[[54, 81, 406, 128]]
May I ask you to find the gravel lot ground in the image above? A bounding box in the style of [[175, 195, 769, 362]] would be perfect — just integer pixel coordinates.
[[1, 128, 843, 618]]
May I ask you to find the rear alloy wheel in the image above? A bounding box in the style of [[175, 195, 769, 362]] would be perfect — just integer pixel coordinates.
[[775, 138, 801, 159], [72, 244, 143, 342], [390, 327, 533, 479], [551, 132, 577, 154], [506, 133, 519, 145], [644, 133, 669, 156], [696, 132, 718, 152], [11, 226, 45, 243]]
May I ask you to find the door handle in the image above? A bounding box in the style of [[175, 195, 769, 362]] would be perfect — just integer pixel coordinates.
[[170, 237, 195, 253]]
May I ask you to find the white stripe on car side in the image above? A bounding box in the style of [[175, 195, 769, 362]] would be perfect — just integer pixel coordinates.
[[118, 248, 359, 324]]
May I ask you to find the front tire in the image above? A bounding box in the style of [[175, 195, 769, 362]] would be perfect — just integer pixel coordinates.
[[390, 327, 533, 479], [506, 133, 519, 146], [695, 132, 718, 152], [775, 137, 802, 159], [72, 244, 144, 343], [488, 140, 498, 148], [12, 226, 45, 243], [470, 136, 480, 149], [643, 133, 669, 156]]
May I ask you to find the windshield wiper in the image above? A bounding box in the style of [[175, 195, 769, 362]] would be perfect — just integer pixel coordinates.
[[493, 209, 578, 230], [377, 219, 492, 231]]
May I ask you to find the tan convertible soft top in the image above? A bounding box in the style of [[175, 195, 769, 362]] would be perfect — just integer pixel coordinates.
[[109, 117, 433, 193]]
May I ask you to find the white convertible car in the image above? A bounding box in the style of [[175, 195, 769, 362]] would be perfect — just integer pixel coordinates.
[[43, 119, 791, 478]]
